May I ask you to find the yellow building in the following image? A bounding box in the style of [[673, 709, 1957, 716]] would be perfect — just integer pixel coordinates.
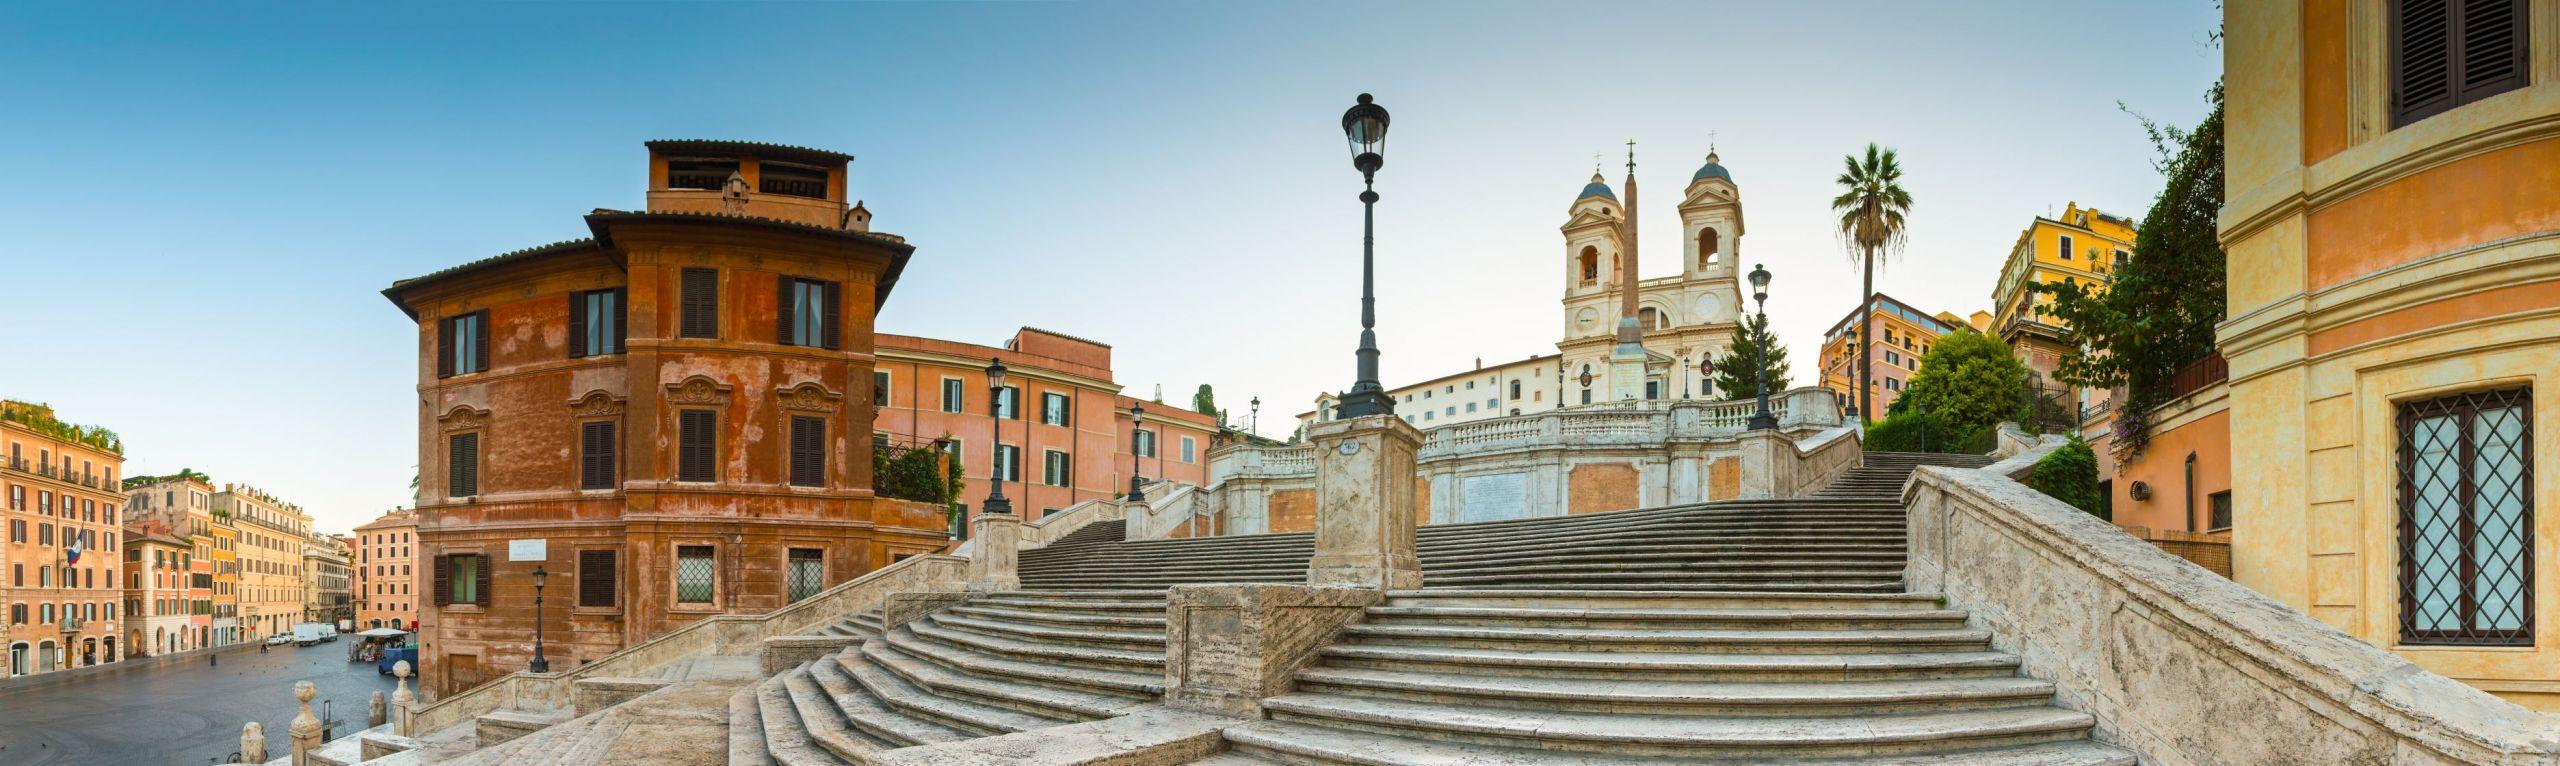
[[2221, 0, 2560, 708], [1, 401, 130, 676], [215, 484, 310, 641], [210, 516, 239, 645], [1990, 202, 2135, 401], [1816, 294, 1974, 420]]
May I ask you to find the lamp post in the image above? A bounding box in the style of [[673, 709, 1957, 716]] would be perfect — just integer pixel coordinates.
[[1332, 93, 1396, 419], [527, 566, 549, 674], [1746, 263, 1778, 431], [984, 359, 1012, 516], [1126, 403, 1146, 503]]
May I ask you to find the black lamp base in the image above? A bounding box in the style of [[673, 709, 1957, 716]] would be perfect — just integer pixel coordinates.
[[982, 495, 1013, 516]]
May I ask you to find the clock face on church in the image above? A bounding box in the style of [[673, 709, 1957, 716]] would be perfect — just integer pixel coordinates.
[[1694, 294, 1723, 323], [1574, 307, 1599, 332]]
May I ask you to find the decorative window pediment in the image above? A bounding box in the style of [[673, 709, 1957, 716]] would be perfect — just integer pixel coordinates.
[[664, 375, 734, 407], [775, 381, 844, 414], [436, 405, 492, 434], [567, 390, 628, 419]]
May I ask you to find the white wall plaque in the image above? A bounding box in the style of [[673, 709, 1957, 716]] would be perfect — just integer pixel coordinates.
[[508, 539, 548, 562], [1460, 473, 1529, 523]]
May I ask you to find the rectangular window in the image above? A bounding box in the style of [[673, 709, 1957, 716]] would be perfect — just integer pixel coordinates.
[[2391, 0, 2530, 128], [439, 311, 490, 377], [1180, 436, 1197, 463], [994, 386, 1022, 420], [2397, 387, 2532, 646], [941, 378, 965, 413], [666, 159, 739, 190], [579, 421, 617, 491], [1042, 450, 1070, 487], [578, 549, 616, 608], [2057, 234, 2073, 260], [1133, 430, 1155, 458], [678, 410, 717, 482], [675, 545, 715, 604], [1041, 392, 1070, 426], [2208, 491, 2234, 532], [680, 268, 719, 339], [786, 548, 824, 603], [436, 554, 485, 606], [447, 433, 480, 498], [761, 162, 829, 198], [777, 276, 840, 349], [789, 416, 826, 488], [995, 445, 1022, 482], [569, 288, 626, 358], [873, 371, 891, 407]]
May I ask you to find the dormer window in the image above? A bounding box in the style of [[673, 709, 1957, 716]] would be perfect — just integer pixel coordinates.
[[668, 159, 740, 191], [760, 162, 828, 199]]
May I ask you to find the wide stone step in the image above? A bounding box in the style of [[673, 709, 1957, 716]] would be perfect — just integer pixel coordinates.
[[1421, 560, 1907, 578], [839, 644, 1075, 735], [888, 624, 1164, 699], [1419, 532, 1911, 555], [909, 617, 1164, 674], [944, 604, 1170, 630], [1418, 571, 1905, 589], [1338, 623, 1992, 654], [1419, 581, 1907, 593], [1292, 668, 2058, 716], [969, 593, 1170, 611], [1418, 548, 1908, 570], [803, 657, 972, 747], [727, 682, 777, 766], [1358, 605, 1972, 631], [1385, 590, 1944, 610], [928, 613, 1166, 651], [783, 667, 892, 761], [1259, 693, 2097, 757], [754, 671, 854, 766], [1318, 644, 2025, 682], [1219, 719, 2137, 766]]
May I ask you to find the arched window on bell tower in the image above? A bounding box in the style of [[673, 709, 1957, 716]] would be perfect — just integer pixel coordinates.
[[1579, 246, 1599, 285], [1698, 228, 1720, 270]]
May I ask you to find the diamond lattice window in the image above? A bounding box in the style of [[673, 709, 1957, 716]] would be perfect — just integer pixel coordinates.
[[787, 549, 824, 604], [2397, 387, 2533, 646], [675, 546, 715, 605]]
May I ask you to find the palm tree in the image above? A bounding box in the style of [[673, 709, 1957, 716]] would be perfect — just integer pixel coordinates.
[[1832, 143, 1913, 424]]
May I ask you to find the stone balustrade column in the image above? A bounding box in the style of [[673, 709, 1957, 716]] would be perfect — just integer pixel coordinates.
[[289, 681, 320, 766], [965, 514, 1022, 592], [391, 660, 414, 736], [1306, 414, 1424, 590], [241, 722, 267, 764], [370, 690, 387, 728]]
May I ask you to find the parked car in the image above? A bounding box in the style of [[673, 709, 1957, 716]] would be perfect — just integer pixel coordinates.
[[377, 647, 419, 676], [263, 634, 292, 646]]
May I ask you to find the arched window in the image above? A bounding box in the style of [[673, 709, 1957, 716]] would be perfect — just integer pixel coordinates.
[[2183, 452, 2199, 532], [1578, 247, 1599, 284], [1698, 228, 1720, 268], [1639, 307, 1665, 330], [1509, 380, 1522, 400]]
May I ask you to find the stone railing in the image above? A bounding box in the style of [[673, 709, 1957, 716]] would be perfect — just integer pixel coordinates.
[[401, 552, 966, 736], [1737, 424, 1862, 499], [1127, 482, 1217, 540], [1018, 496, 1128, 551], [1905, 462, 2560, 764]]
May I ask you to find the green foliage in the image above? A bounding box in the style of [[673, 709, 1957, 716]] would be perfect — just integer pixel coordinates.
[[2036, 83, 2226, 456], [0, 400, 122, 454], [874, 444, 953, 504], [1863, 409, 1968, 454], [1192, 385, 1223, 426], [1893, 330, 2029, 444], [1709, 312, 1792, 400], [1832, 143, 1915, 419], [2025, 437, 2104, 515]]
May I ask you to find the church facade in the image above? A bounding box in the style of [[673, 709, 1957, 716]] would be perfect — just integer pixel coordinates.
[[1302, 150, 1748, 434]]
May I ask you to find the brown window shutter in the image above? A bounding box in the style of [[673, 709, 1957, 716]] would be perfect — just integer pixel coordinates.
[[448, 433, 478, 498], [822, 280, 842, 350], [679, 410, 716, 482], [790, 416, 824, 487], [2457, 0, 2528, 101], [681, 268, 718, 339], [474, 555, 491, 606], [581, 421, 616, 490], [432, 555, 451, 606], [612, 287, 628, 352], [2394, 0, 2457, 125], [472, 310, 491, 372], [777, 274, 798, 346], [578, 549, 615, 608], [437, 317, 455, 378], [568, 292, 588, 358]]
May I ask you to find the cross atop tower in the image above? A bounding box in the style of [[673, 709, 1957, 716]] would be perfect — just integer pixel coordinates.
[[1625, 139, 1637, 173]]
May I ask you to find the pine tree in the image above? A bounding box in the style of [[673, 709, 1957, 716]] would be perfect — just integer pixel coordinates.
[[1709, 312, 1791, 401], [1192, 385, 1222, 426]]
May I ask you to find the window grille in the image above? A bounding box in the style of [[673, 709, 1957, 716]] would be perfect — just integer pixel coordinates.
[[2397, 387, 2533, 646]]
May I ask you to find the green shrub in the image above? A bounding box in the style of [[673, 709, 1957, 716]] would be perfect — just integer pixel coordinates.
[[2025, 437, 2103, 515], [1864, 409, 1997, 455], [873, 445, 952, 504]]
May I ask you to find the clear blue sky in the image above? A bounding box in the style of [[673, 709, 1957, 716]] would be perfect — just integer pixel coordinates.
[[0, 1, 2221, 534]]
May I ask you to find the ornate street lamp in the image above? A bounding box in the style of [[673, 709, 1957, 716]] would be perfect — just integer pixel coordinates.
[[1747, 264, 1778, 431], [1126, 402, 1147, 503], [984, 359, 1013, 516], [1333, 93, 1396, 419], [528, 566, 549, 673]]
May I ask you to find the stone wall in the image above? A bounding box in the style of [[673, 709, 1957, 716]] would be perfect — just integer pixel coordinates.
[[1905, 463, 2560, 764], [1211, 388, 1844, 534]]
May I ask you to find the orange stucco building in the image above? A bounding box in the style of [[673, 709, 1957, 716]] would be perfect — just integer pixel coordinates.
[[1, 401, 128, 676], [2222, 0, 2560, 707], [353, 508, 419, 631], [872, 328, 1222, 523], [383, 140, 946, 697]]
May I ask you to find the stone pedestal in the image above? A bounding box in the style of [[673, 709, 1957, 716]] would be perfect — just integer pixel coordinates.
[[1735, 429, 1788, 500], [1306, 414, 1424, 590], [1163, 584, 1382, 717], [965, 513, 1021, 593]]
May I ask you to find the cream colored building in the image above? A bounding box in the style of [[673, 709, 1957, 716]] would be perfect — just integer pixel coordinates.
[[215, 484, 310, 640], [303, 535, 351, 625], [1302, 150, 1748, 433], [2222, 0, 2560, 709]]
